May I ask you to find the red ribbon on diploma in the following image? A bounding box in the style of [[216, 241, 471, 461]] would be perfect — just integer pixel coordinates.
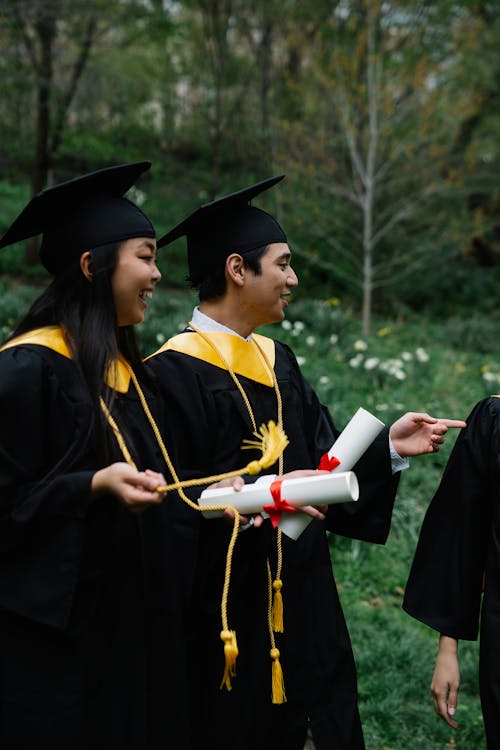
[[263, 480, 297, 528], [263, 454, 341, 528], [317, 453, 341, 471]]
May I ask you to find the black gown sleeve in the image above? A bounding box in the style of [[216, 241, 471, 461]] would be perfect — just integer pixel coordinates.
[[403, 398, 495, 640], [281, 343, 400, 544], [0, 346, 96, 628]]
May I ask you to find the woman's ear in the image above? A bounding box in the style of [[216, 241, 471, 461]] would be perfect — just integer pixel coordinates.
[[226, 253, 245, 286], [79, 251, 93, 282]]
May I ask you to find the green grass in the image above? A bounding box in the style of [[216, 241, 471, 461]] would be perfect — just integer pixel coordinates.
[[1, 281, 497, 749], [263, 298, 494, 749]]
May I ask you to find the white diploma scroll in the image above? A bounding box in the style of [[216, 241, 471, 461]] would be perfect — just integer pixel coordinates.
[[199, 472, 359, 538], [326, 407, 385, 466], [197, 407, 385, 540], [277, 407, 385, 538]]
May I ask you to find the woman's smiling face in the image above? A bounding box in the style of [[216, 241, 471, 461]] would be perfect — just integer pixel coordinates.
[[112, 237, 161, 326]]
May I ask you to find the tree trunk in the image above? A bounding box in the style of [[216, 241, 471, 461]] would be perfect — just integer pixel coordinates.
[[361, 7, 378, 337], [25, 8, 56, 265]]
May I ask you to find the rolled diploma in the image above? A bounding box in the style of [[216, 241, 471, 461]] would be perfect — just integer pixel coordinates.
[[198, 471, 359, 540], [327, 407, 385, 465], [278, 407, 385, 538]]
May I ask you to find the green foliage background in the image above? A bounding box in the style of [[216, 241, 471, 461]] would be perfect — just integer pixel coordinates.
[[1, 0, 499, 747]]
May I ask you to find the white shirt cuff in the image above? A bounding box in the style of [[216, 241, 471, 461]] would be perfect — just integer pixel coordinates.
[[389, 437, 410, 473]]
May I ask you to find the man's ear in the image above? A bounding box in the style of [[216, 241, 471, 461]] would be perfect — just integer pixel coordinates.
[[79, 251, 93, 282], [226, 253, 245, 286]]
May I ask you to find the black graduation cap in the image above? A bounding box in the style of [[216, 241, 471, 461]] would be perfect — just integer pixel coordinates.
[[0, 161, 155, 274], [157, 175, 287, 283]]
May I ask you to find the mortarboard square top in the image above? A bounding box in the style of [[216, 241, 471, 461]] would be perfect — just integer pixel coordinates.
[[157, 175, 288, 284], [0, 161, 155, 274]]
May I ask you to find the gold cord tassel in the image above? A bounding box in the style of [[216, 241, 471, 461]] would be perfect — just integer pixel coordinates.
[[270, 648, 286, 704], [241, 421, 289, 475], [271, 528, 285, 632], [220, 629, 239, 690], [267, 562, 286, 703], [271, 579, 284, 633], [156, 419, 288, 493]]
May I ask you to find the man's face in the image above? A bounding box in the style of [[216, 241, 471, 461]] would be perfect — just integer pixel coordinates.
[[242, 242, 298, 328]]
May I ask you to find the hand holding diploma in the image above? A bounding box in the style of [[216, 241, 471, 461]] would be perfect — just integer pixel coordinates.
[[199, 470, 359, 539], [216, 470, 328, 529], [199, 408, 383, 539]]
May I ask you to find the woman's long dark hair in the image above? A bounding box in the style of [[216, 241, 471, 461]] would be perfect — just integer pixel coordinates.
[[8, 241, 149, 459]]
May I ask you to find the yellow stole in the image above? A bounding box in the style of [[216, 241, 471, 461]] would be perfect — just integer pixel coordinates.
[[0, 325, 131, 393], [149, 331, 276, 388]]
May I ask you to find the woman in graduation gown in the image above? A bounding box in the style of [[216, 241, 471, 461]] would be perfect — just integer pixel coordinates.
[[0, 162, 179, 750], [403, 396, 500, 749]]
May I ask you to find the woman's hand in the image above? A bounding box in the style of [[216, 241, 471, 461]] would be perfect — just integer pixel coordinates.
[[91, 463, 166, 512]]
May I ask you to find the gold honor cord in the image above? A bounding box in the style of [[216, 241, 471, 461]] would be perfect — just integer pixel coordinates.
[[100, 362, 288, 693], [187, 324, 289, 701], [267, 560, 286, 704]]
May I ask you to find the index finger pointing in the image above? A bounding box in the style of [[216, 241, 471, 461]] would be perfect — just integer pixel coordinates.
[[437, 419, 467, 429]]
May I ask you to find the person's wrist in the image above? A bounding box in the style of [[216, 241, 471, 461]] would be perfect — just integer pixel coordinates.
[[439, 635, 458, 654]]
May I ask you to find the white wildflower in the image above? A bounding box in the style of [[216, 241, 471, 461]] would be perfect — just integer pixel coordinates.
[[329, 334, 339, 345], [349, 354, 363, 368], [354, 339, 368, 351], [281, 320, 292, 330], [415, 348, 429, 362], [306, 335, 316, 346], [380, 358, 403, 374], [364, 357, 379, 370]]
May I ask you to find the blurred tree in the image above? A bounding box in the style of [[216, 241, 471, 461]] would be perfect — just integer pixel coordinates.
[[0, 0, 497, 316], [0, 0, 173, 263], [276, 0, 491, 333], [1, 0, 103, 261]]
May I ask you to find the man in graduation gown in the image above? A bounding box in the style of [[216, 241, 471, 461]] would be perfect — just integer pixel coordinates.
[[403, 396, 500, 749], [147, 175, 465, 750]]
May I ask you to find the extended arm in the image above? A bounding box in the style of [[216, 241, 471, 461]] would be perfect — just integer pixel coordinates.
[[390, 413, 466, 456]]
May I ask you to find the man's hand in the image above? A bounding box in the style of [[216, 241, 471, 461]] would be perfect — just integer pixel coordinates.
[[218, 470, 329, 527], [390, 413, 466, 456], [207, 476, 263, 528]]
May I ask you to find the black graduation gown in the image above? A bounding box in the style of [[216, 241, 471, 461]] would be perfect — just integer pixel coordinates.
[[147, 332, 400, 750], [0, 337, 187, 750], [403, 396, 500, 750]]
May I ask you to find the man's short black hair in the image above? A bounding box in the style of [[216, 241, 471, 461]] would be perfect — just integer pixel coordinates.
[[191, 245, 269, 302]]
